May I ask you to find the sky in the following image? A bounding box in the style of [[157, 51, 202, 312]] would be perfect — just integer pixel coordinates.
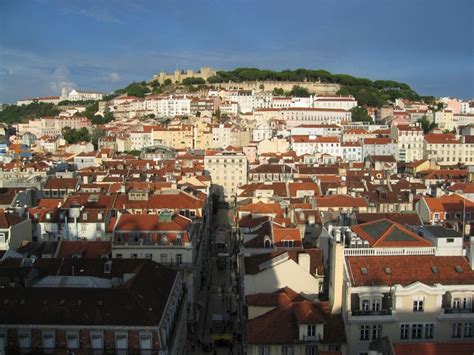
[[0, 0, 473, 103]]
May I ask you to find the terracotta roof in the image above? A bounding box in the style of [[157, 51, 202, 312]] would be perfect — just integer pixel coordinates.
[[245, 249, 324, 276], [44, 177, 79, 190], [316, 195, 368, 208], [246, 287, 305, 307], [422, 194, 474, 213], [351, 218, 433, 248], [0, 259, 178, 327], [238, 201, 284, 217], [247, 300, 345, 345], [56, 241, 111, 259], [393, 342, 474, 355], [0, 211, 25, 229], [354, 212, 422, 226], [114, 213, 190, 232], [346, 255, 474, 286], [424, 133, 461, 144]]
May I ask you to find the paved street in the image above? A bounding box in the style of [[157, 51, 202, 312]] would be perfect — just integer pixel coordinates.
[[188, 207, 242, 355]]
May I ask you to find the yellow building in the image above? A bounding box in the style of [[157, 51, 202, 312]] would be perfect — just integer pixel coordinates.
[[151, 124, 194, 149]]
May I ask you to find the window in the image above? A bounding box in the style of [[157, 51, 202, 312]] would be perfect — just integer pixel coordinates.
[[360, 325, 370, 341], [400, 324, 409, 339], [115, 332, 128, 350], [425, 324, 434, 339], [131, 253, 138, 259], [42, 331, 55, 350], [176, 254, 182, 265], [18, 331, 31, 350], [372, 325, 382, 339], [116, 253, 123, 259], [412, 324, 423, 339], [453, 298, 461, 309], [91, 331, 103, 350], [413, 298, 424, 312], [66, 331, 79, 349], [283, 240, 294, 248], [259, 345, 270, 355], [463, 297, 471, 309], [140, 332, 152, 350], [452, 323, 462, 338], [0, 331, 6, 352], [361, 299, 370, 311], [372, 299, 381, 311], [0, 233, 5, 243], [306, 324, 316, 337], [145, 253, 152, 260], [282, 345, 294, 355], [464, 322, 473, 338], [160, 253, 168, 263], [305, 346, 317, 355]]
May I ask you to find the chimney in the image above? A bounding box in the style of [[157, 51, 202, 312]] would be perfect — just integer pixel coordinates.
[[329, 239, 344, 314], [298, 252, 311, 274]]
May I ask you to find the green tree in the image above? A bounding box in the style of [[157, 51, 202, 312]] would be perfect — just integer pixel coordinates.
[[290, 85, 311, 97], [0, 102, 60, 124], [182, 77, 205, 85], [163, 79, 172, 86], [272, 87, 285, 96], [126, 83, 148, 98], [83, 101, 99, 120], [350, 107, 373, 123], [90, 126, 105, 149], [417, 116, 437, 134], [62, 127, 90, 144]]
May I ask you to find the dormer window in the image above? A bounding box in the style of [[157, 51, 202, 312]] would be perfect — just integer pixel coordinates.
[[307, 324, 316, 337], [283, 240, 294, 248], [264, 239, 272, 248]]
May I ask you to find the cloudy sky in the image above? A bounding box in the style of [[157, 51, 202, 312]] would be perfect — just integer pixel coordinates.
[[0, 0, 473, 103]]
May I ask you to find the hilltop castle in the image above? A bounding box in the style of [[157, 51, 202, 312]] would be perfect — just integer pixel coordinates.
[[153, 67, 217, 84]]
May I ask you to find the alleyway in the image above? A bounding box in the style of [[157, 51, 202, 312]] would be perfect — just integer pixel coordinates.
[[188, 207, 242, 355]]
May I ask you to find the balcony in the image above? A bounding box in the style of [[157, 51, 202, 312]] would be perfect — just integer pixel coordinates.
[[444, 308, 473, 314], [351, 309, 392, 316], [439, 307, 474, 320], [348, 309, 398, 323]]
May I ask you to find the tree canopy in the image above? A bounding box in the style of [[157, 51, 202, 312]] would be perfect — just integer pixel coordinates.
[[351, 107, 373, 123], [0, 102, 60, 124], [205, 67, 423, 107], [417, 116, 438, 133], [62, 127, 90, 144], [290, 85, 311, 98]]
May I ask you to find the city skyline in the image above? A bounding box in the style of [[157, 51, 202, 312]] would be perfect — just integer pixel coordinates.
[[1, 0, 473, 103]]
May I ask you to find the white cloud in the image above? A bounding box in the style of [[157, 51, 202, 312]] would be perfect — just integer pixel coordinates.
[[108, 72, 120, 82]]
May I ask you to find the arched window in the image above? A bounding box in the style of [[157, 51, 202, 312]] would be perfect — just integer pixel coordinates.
[[264, 239, 272, 248]]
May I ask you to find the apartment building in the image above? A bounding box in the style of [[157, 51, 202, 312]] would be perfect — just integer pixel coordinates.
[[204, 149, 248, 200], [423, 133, 474, 165], [328, 223, 474, 355], [254, 108, 351, 127], [390, 124, 424, 162], [0, 258, 187, 355], [152, 125, 194, 150]]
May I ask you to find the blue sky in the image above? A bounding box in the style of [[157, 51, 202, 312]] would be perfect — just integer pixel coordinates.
[[0, 0, 473, 103]]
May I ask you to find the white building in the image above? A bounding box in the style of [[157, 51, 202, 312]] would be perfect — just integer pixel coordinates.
[[361, 138, 397, 158], [390, 124, 424, 162], [342, 141, 363, 162], [254, 108, 351, 127], [61, 88, 104, 101]]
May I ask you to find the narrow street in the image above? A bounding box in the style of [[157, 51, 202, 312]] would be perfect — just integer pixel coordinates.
[[188, 206, 242, 354]]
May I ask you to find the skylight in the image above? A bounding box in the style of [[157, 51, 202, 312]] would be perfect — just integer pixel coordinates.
[[431, 266, 438, 274], [360, 267, 368, 275], [454, 265, 463, 273], [384, 267, 392, 275]]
